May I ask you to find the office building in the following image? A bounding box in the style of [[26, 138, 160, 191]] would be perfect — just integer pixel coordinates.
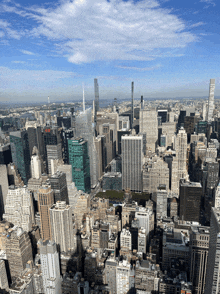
[[75, 108, 99, 188], [6, 227, 33, 278], [61, 129, 74, 164], [171, 127, 189, 196], [179, 181, 202, 222], [156, 185, 167, 219], [38, 185, 54, 241], [122, 134, 143, 192], [0, 143, 12, 165], [39, 240, 62, 294], [0, 164, 9, 218], [142, 157, 169, 195], [102, 172, 122, 191], [104, 255, 118, 294], [139, 109, 158, 153], [31, 154, 41, 179], [207, 79, 215, 122], [10, 130, 31, 185], [57, 116, 71, 129], [46, 144, 62, 175], [27, 125, 44, 158], [120, 228, 132, 251], [190, 226, 210, 294], [135, 260, 159, 293], [138, 228, 147, 253], [3, 186, 35, 232], [50, 201, 75, 253], [49, 171, 68, 204], [68, 138, 91, 193], [0, 260, 9, 291], [116, 259, 135, 294], [205, 207, 220, 293]]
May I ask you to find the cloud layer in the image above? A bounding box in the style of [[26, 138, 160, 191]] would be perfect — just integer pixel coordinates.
[[1, 0, 197, 64]]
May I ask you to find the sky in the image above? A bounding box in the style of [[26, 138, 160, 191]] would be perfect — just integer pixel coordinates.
[[0, 0, 220, 102]]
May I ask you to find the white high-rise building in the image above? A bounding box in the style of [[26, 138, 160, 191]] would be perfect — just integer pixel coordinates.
[[116, 259, 135, 294], [31, 154, 41, 179], [135, 206, 153, 243], [122, 134, 143, 192], [39, 240, 62, 294], [204, 207, 220, 293], [75, 108, 99, 188], [49, 201, 76, 253], [46, 144, 62, 175], [0, 260, 9, 290], [171, 127, 189, 196], [120, 228, 132, 251], [207, 79, 215, 122], [3, 186, 35, 232]]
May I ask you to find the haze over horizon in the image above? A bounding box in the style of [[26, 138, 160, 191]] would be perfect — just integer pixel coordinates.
[[1, 0, 220, 102]]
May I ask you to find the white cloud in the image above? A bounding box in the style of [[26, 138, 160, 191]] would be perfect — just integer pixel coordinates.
[[2, 0, 197, 64], [0, 66, 77, 84], [0, 19, 23, 39], [200, 0, 216, 7], [20, 49, 35, 55], [117, 64, 162, 71], [189, 21, 205, 28], [11, 60, 26, 64]]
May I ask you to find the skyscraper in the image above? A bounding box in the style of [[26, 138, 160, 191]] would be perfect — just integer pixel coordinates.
[[68, 137, 91, 193], [38, 185, 54, 241], [49, 201, 76, 253], [27, 125, 44, 158], [94, 78, 99, 123], [139, 109, 158, 153], [156, 185, 167, 219], [10, 130, 31, 185], [179, 180, 202, 222], [0, 260, 9, 291], [3, 186, 35, 232], [207, 79, 215, 122], [190, 226, 210, 294], [39, 240, 62, 294], [49, 171, 69, 204], [122, 134, 143, 192], [0, 165, 9, 218], [31, 154, 41, 179], [6, 227, 33, 278], [75, 108, 98, 188], [205, 207, 220, 293]]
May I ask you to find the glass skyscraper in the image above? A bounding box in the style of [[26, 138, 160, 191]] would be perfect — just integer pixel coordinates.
[[68, 138, 91, 193], [10, 130, 31, 185]]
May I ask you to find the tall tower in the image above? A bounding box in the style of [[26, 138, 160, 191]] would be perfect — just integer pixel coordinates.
[[10, 130, 31, 185], [6, 227, 33, 278], [68, 138, 91, 193], [94, 78, 99, 122], [131, 81, 134, 128], [31, 154, 42, 179], [207, 79, 215, 122], [38, 185, 54, 241], [49, 201, 76, 253], [75, 108, 98, 188], [122, 134, 143, 192], [3, 186, 35, 232], [39, 240, 62, 294], [139, 108, 158, 154], [205, 207, 220, 293], [0, 260, 9, 291]]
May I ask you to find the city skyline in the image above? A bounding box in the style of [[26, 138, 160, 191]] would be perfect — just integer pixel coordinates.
[[0, 0, 220, 102]]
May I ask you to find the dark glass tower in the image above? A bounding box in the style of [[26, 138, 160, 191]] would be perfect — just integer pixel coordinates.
[[10, 130, 31, 185], [27, 126, 44, 157], [68, 138, 91, 193], [61, 129, 74, 164]]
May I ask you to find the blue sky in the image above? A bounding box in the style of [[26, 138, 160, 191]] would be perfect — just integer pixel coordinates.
[[0, 0, 219, 102]]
